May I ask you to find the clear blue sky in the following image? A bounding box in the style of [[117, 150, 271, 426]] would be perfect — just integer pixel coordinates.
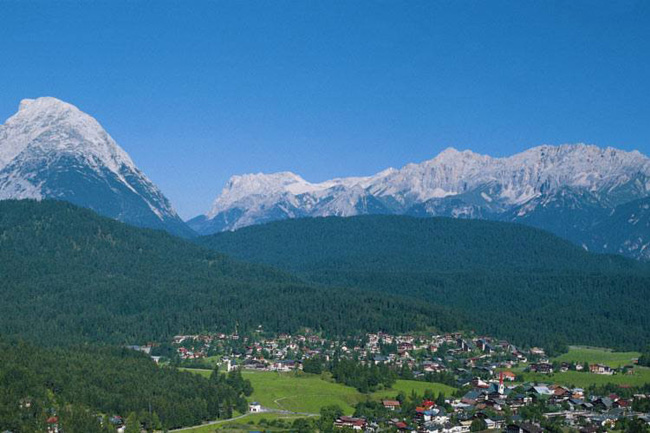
[[1, 1, 648, 218]]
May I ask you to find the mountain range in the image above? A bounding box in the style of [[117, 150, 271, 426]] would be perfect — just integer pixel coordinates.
[[190, 144, 650, 260], [1, 97, 649, 260]]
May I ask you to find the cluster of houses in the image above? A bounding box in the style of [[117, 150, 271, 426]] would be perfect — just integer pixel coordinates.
[[166, 331, 639, 384], [327, 379, 650, 433], [163, 330, 650, 433]]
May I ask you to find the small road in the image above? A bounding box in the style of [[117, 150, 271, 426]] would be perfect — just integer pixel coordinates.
[[169, 406, 318, 432]]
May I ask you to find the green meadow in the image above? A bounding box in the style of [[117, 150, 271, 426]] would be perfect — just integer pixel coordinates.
[[512, 367, 650, 388], [498, 346, 648, 388], [552, 346, 640, 368], [181, 369, 456, 415], [369, 380, 456, 400], [240, 371, 361, 414]]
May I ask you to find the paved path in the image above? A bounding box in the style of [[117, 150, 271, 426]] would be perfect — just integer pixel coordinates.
[[169, 406, 318, 432]]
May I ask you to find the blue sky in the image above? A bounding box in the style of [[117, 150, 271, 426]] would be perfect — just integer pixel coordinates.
[[1, 1, 648, 218]]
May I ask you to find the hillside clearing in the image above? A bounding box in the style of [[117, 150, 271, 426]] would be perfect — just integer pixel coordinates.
[[181, 369, 456, 415], [553, 346, 640, 368]]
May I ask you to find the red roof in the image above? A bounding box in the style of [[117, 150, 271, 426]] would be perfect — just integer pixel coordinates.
[[47, 416, 58, 424]]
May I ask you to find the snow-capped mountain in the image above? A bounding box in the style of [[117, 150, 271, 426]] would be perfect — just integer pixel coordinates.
[[0, 97, 194, 237], [190, 144, 650, 259]]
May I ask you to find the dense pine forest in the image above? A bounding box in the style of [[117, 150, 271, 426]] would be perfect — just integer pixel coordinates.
[[0, 200, 462, 345], [197, 215, 650, 350], [0, 338, 252, 431]]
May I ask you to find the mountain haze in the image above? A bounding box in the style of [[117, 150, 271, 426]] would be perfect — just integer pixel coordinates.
[[191, 144, 650, 260], [0, 97, 194, 237]]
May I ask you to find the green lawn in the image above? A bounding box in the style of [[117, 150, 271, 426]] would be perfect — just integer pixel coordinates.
[[180, 369, 456, 415], [370, 380, 457, 400], [508, 367, 650, 388], [495, 346, 649, 388], [240, 371, 362, 414], [553, 346, 640, 368]]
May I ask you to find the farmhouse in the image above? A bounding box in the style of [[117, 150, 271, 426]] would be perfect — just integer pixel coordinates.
[[589, 364, 614, 375], [383, 400, 401, 410], [335, 416, 367, 430]]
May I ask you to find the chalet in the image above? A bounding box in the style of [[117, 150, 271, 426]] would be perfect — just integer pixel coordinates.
[[243, 359, 267, 370], [613, 399, 630, 409], [335, 416, 367, 430], [529, 363, 553, 374], [470, 377, 489, 388], [423, 408, 448, 424], [485, 398, 506, 411], [589, 364, 614, 375], [528, 386, 553, 397], [461, 390, 483, 405], [422, 421, 462, 433], [393, 421, 410, 431], [484, 417, 505, 430], [382, 400, 401, 410], [478, 341, 495, 354], [551, 386, 571, 400], [572, 388, 585, 399], [271, 359, 298, 371], [249, 402, 262, 413], [592, 397, 614, 412], [502, 370, 517, 381], [373, 355, 389, 364], [508, 394, 532, 408], [457, 339, 475, 352]]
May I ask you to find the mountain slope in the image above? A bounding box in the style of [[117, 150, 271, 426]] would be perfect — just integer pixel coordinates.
[[0, 97, 194, 237], [586, 197, 650, 260], [191, 144, 650, 260], [197, 215, 650, 350], [0, 200, 462, 345]]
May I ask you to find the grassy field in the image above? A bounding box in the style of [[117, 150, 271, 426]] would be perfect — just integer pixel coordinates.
[[370, 380, 457, 400], [553, 346, 640, 368], [240, 371, 362, 414], [181, 369, 456, 415], [496, 346, 648, 388], [511, 366, 650, 388]]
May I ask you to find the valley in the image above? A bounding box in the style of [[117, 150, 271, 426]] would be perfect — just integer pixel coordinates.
[[2, 2, 649, 433], [1, 199, 649, 433]]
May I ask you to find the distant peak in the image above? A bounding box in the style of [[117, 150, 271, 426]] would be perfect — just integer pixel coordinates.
[[18, 99, 35, 111], [432, 147, 485, 163], [18, 96, 77, 112], [438, 147, 460, 156]]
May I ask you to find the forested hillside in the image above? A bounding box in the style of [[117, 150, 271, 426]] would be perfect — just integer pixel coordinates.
[[0, 338, 251, 431], [198, 215, 650, 350], [0, 200, 462, 345]]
